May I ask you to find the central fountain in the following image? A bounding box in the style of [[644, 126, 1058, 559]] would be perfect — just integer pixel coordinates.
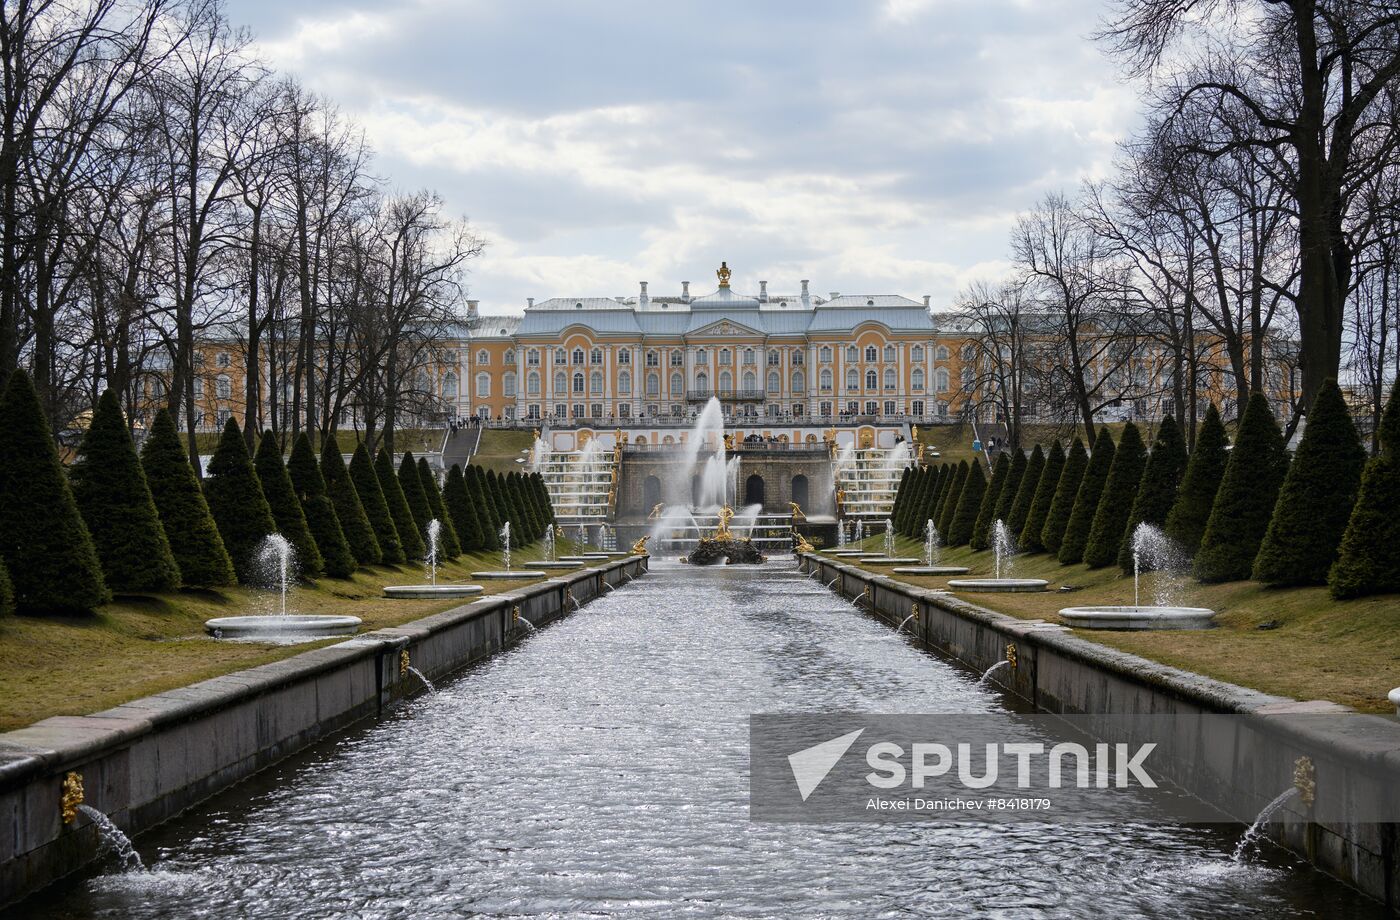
[[1058, 523, 1217, 629], [947, 520, 1049, 593], [682, 505, 766, 565], [206, 534, 362, 639]]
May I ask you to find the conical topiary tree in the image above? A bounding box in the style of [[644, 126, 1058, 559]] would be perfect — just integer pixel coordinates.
[[468, 465, 502, 550], [398, 452, 434, 539], [350, 443, 403, 563], [444, 464, 484, 552], [902, 467, 928, 537], [937, 461, 969, 539], [1021, 440, 1065, 553], [0, 370, 109, 612], [1041, 438, 1088, 556], [417, 457, 461, 559], [256, 430, 323, 578], [947, 460, 987, 547], [1117, 415, 1189, 573], [915, 466, 944, 536], [506, 471, 531, 540], [203, 419, 278, 584], [994, 448, 1028, 525], [1006, 445, 1044, 540], [1083, 422, 1147, 568], [377, 447, 425, 559], [0, 559, 13, 617], [511, 472, 538, 541], [488, 470, 512, 534], [893, 467, 915, 535], [71, 390, 180, 593], [1254, 381, 1366, 586], [1165, 404, 1229, 557], [1194, 393, 1289, 583], [142, 409, 235, 587], [971, 453, 1010, 551], [1059, 431, 1115, 565], [531, 473, 553, 531], [322, 439, 381, 566], [535, 473, 555, 525], [1329, 378, 1400, 598], [287, 434, 356, 578]]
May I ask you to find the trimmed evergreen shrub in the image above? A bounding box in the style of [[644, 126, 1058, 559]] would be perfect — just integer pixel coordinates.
[[1329, 378, 1400, 598], [535, 473, 555, 524], [488, 470, 512, 532], [0, 559, 13, 617], [1164, 404, 1229, 557], [937, 461, 969, 539], [513, 472, 540, 540], [507, 472, 533, 540], [1117, 415, 1189, 573], [947, 460, 987, 547], [893, 467, 914, 535], [417, 457, 461, 559], [1058, 432, 1114, 565], [916, 466, 945, 536], [142, 409, 236, 587], [350, 443, 403, 563], [377, 447, 425, 559], [1020, 440, 1065, 552], [203, 419, 278, 584], [255, 431, 323, 578], [930, 464, 953, 527], [0, 371, 109, 612], [971, 454, 1010, 551], [444, 464, 484, 552], [1040, 438, 1087, 556], [469, 465, 502, 549], [321, 439, 381, 566], [1194, 393, 1288, 583], [994, 448, 1028, 524], [1083, 422, 1147, 568], [1254, 381, 1365, 586], [71, 390, 180, 593], [287, 434, 356, 578], [1006, 445, 1044, 540], [398, 452, 434, 539], [530, 473, 553, 531]]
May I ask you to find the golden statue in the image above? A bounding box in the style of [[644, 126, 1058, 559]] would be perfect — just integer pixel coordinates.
[[912, 425, 920, 441], [789, 501, 805, 521], [836, 488, 846, 508], [61, 771, 84, 824], [791, 529, 815, 554], [917, 442, 926, 461], [717, 261, 732, 288], [715, 505, 734, 540], [723, 432, 734, 451], [621, 431, 630, 445], [647, 503, 665, 520], [631, 535, 650, 555], [822, 426, 836, 444], [533, 428, 541, 443], [555, 524, 565, 538]]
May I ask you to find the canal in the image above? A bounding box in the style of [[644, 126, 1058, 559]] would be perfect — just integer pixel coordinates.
[[9, 560, 1383, 918]]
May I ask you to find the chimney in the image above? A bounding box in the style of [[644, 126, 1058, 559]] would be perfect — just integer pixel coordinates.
[[923, 295, 931, 308], [466, 299, 479, 319], [526, 297, 534, 309], [800, 279, 810, 306], [829, 292, 840, 301], [682, 280, 690, 302], [759, 280, 768, 302], [639, 281, 649, 307]]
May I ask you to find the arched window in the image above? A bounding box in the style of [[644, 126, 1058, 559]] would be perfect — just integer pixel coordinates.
[[937, 369, 950, 391], [646, 350, 659, 367], [719, 370, 733, 391], [912, 345, 925, 362], [820, 369, 833, 390], [553, 371, 567, 394], [846, 345, 859, 362], [647, 373, 660, 396], [912, 368, 925, 390], [819, 346, 833, 363], [572, 372, 585, 393], [442, 372, 458, 399], [554, 348, 567, 364], [768, 349, 780, 366], [883, 368, 896, 389], [696, 371, 709, 391], [719, 349, 732, 366], [883, 345, 896, 362], [694, 348, 708, 364], [767, 371, 780, 393], [504, 349, 516, 365], [590, 371, 603, 395], [527, 372, 541, 395], [476, 349, 489, 365], [475, 373, 491, 397], [215, 375, 232, 399], [936, 345, 949, 360], [865, 345, 879, 362], [590, 347, 603, 365], [503, 373, 517, 397], [527, 349, 540, 366], [743, 348, 755, 365], [791, 371, 805, 393], [845, 368, 859, 390], [572, 348, 585, 365], [669, 372, 682, 394], [866, 369, 878, 389], [618, 370, 631, 395], [617, 349, 631, 365]]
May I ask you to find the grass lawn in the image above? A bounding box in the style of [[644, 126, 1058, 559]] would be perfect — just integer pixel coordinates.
[[471, 428, 536, 474], [830, 533, 1400, 713], [0, 540, 607, 732]]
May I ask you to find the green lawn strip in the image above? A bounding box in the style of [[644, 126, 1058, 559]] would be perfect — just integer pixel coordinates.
[[0, 543, 604, 731], [825, 534, 1400, 713], [469, 429, 537, 474]]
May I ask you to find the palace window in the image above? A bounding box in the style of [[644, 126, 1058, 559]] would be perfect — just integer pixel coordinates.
[[477, 349, 490, 365], [443, 373, 458, 399], [884, 400, 896, 416], [719, 370, 733, 391], [475, 373, 490, 397], [216, 352, 231, 368], [865, 345, 879, 362], [669, 372, 682, 394], [768, 349, 780, 366], [504, 349, 516, 366], [618, 371, 631, 395], [618, 403, 630, 418], [618, 349, 631, 365], [670, 350, 683, 367], [792, 403, 804, 416], [767, 371, 780, 393], [912, 399, 925, 416], [938, 401, 949, 418], [647, 373, 660, 396], [591, 403, 603, 418], [646, 350, 659, 367], [527, 404, 540, 419], [590, 348, 603, 365], [936, 345, 949, 361], [696, 371, 709, 391], [911, 345, 925, 362], [865, 369, 878, 389], [883, 345, 896, 362], [846, 400, 859, 414], [743, 348, 755, 365], [743, 370, 756, 391], [936, 369, 950, 391], [846, 345, 858, 362], [590, 371, 603, 395], [961, 367, 973, 386], [791, 371, 805, 393], [792, 351, 804, 366], [694, 348, 708, 364], [820, 346, 833, 363], [527, 373, 541, 396], [884, 368, 896, 390], [572, 348, 585, 365], [526, 349, 540, 366], [820, 369, 833, 391], [554, 371, 567, 394], [866, 400, 879, 415], [845, 369, 859, 391], [555, 348, 567, 364], [820, 402, 832, 418], [555, 403, 567, 417], [961, 344, 976, 363], [503, 373, 517, 397], [573, 404, 586, 418], [572, 372, 585, 394], [215, 375, 232, 400], [912, 368, 925, 391]]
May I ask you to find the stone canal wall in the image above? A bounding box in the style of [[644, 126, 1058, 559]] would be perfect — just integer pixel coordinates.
[[798, 553, 1400, 913], [0, 556, 649, 908]]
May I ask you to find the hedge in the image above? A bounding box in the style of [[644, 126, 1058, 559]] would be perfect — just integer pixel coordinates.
[[1164, 404, 1229, 557], [203, 419, 277, 584], [1058, 431, 1115, 565], [1116, 416, 1188, 572], [1083, 422, 1147, 568], [321, 438, 382, 566], [1194, 393, 1288, 583], [287, 433, 356, 578], [255, 430, 323, 578], [1040, 438, 1087, 556], [349, 443, 403, 563]]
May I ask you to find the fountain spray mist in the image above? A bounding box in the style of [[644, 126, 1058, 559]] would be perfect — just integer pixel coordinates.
[[425, 519, 441, 585]]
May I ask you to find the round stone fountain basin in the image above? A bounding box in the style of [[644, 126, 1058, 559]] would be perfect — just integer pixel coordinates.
[[581, 553, 614, 559], [524, 560, 584, 569], [892, 566, 971, 576], [472, 570, 547, 580], [1057, 605, 1217, 630], [382, 584, 484, 599], [947, 578, 1049, 593], [205, 614, 362, 639], [831, 551, 866, 557], [1389, 687, 1400, 716], [861, 557, 920, 565]]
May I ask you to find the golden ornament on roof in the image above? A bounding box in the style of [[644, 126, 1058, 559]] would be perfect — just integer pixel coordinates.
[[716, 261, 731, 287]]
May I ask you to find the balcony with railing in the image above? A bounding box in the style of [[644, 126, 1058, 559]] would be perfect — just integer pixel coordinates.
[[684, 388, 765, 402]]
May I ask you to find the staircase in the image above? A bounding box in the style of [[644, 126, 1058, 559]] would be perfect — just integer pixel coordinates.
[[441, 424, 482, 470], [535, 443, 618, 529], [835, 444, 915, 523]]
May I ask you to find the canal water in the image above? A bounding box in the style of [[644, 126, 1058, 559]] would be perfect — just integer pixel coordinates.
[[9, 560, 1383, 918]]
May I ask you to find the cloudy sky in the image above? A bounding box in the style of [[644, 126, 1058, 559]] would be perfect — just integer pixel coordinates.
[[234, 0, 1141, 314]]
